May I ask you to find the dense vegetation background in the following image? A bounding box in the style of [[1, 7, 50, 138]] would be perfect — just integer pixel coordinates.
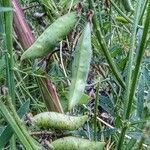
[[0, 0, 150, 149]]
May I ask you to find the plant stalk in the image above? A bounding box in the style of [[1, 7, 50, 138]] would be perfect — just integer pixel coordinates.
[[89, 0, 126, 89], [117, 1, 150, 149], [0, 100, 34, 150], [126, 0, 150, 119], [94, 82, 100, 141], [3, 0, 15, 103], [125, 0, 142, 118]]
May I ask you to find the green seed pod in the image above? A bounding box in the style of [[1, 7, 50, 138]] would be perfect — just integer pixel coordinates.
[[122, 0, 134, 12], [21, 12, 77, 60], [32, 112, 88, 130], [51, 136, 105, 150], [116, 16, 129, 24], [68, 22, 92, 110]]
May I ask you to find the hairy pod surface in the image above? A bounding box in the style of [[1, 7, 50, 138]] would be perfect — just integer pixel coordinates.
[[122, 0, 134, 12], [21, 12, 77, 60], [32, 112, 88, 130], [51, 136, 105, 150], [68, 22, 92, 110]]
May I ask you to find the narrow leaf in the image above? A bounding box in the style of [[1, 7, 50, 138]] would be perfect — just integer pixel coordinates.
[[137, 72, 145, 118]]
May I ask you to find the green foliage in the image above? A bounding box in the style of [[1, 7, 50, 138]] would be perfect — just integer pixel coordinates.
[[0, 0, 150, 149]]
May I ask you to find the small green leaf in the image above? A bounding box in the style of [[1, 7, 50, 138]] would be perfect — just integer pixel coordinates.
[[100, 96, 114, 115], [137, 72, 145, 118], [79, 93, 90, 105]]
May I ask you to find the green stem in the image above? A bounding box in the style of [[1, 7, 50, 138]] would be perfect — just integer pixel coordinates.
[[126, 0, 150, 119], [6, 96, 40, 150], [93, 82, 100, 141], [3, 0, 15, 103], [117, 1, 150, 149], [0, 100, 34, 150], [125, 0, 142, 118], [117, 125, 128, 150], [89, 0, 126, 89], [139, 0, 148, 25], [3, 0, 16, 148], [10, 135, 17, 150], [0, 1, 4, 34]]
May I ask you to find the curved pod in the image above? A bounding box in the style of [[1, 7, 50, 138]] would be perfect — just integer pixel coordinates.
[[32, 112, 88, 130], [68, 22, 92, 110], [51, 136, 105, 150], [21, 12, 77, 60]]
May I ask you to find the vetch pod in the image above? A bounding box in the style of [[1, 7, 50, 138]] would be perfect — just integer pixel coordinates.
[[116, 16, 129, 24], [68, 22, 92, 110], [21, 12, 77, 60], [51, 136, 105, 150], [32, 112, 88, 130]]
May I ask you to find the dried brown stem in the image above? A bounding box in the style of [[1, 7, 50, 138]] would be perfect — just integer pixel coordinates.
[[12, 0, 63, 113], [12, 0, 35, 49]]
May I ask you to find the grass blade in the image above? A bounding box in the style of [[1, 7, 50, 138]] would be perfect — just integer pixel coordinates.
[[0, 100, 30, 148], [0, 99, 35, 149], [89, 0, 126, 89]]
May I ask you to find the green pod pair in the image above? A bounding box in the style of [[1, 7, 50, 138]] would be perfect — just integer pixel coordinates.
[[32, 112, 88, 130], [68, 22, 92, 110], [21, 12, 77, 60], [51, 136, 105, 150]]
